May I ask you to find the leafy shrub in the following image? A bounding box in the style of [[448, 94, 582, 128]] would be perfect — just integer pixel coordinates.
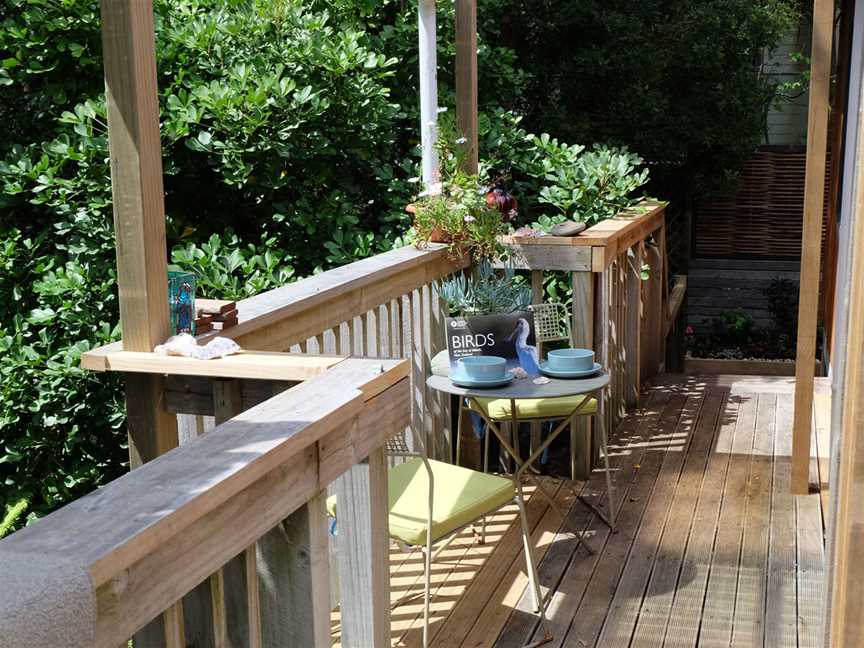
[[0, 0, 802, 531], [532, 142, 648, 226]]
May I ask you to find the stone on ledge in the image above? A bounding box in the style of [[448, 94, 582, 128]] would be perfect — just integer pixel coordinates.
[[549, 221, 587, 237]]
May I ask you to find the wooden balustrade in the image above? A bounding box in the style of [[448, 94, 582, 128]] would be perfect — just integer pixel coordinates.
[[500, 202, 679, 477], [0, 358, 407, 647], [1, 244, 466, 648], [0, 227, 680, 643]]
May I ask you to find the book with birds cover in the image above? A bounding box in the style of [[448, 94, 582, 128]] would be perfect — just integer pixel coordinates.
[[445, 311, 540, 377]]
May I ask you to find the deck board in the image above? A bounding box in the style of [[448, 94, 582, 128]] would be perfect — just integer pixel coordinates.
[[329, 374, 827, 648]]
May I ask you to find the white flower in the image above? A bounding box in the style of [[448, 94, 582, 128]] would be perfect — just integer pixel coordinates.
[[455, 137, 467, 145], [463, 214, 476, 223], [437, 106, 448, 113], [418, 182, 443, 197], [407, 176, 421, 184]]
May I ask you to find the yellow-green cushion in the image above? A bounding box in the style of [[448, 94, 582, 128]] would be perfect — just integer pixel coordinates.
[[470, 395, 597, 421], [327, 458, 514, 546]]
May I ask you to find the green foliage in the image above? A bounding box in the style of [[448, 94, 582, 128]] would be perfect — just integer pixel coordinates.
[[503, 0, 799, 195], [440, 260, 531, 316], [532, 142, 648, 225], [0, 498, 29, 538], [688, 308, 796, 361], [171, 233, 296, 300]]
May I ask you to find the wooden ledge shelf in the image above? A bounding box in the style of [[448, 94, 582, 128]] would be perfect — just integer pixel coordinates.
[[81, 347, 347, 382], [500, 201, 666, 271]]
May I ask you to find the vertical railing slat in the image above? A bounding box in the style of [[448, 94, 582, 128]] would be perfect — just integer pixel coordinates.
[[335, 449, 391, 647], [570, 271, 595, 480], [245, 547, 263, 648], [163, 601, 186, 648]]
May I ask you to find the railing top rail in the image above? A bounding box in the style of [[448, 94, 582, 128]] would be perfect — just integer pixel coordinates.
[[502, 201, 665, 248], [0, 358, 409, 647], [500, 201, 665, 272], [82, 243, 468, 359]]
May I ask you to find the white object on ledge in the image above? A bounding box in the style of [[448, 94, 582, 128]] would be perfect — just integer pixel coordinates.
[[154, 333, 241, 360]]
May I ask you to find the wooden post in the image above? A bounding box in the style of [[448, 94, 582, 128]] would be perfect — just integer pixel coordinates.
[[100, 0, 177, 466], [100, 3, 178, 645], [418, 0, 439, 187], [335, 448, 391, 648], [828, 71, 864, 645], [455, 0, 478, 174], [571, 271, 594, 479], [792, 0, 834, 495]]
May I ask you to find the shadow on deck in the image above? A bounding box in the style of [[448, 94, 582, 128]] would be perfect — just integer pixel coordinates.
[[334, 373, 829, 648]]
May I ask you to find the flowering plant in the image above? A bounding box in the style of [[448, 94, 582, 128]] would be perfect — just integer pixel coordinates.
[[412, 167, 506, 260]]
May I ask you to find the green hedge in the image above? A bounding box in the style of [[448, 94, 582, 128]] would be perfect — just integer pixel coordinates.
[[0, 0, 797, 529]]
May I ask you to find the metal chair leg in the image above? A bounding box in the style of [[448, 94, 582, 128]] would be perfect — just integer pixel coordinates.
[[575, 412, 616, 531], [598, 410, 617, 530], [514, 487, 542, 612], [514, 484, 554, 647], [481, 414, 490, 544], [456, 398, 464, 466], [422, 532, 432, 648]]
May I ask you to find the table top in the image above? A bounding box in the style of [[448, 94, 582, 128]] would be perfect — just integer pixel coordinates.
[[426, 371, 609, 400]]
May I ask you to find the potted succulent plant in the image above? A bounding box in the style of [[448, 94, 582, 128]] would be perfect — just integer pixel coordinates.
[[439, 260, 531, 316]]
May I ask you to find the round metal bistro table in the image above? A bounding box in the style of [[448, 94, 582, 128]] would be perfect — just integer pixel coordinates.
[[426, 372, 615, 554]]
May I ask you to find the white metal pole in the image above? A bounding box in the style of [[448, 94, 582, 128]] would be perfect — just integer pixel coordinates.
[[418, 0, 439, 188]]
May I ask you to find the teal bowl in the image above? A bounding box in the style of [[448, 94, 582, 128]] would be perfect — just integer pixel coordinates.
[[547, 348, 594, 372], [457, 356, 507, 380]]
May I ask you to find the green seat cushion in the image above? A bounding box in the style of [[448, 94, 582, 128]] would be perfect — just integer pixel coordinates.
[[327, 458, 514, 546], [470, 395, 597, 421]]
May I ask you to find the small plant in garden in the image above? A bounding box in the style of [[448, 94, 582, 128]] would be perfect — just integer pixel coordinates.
[[412, 173, 507, 260], [687, 308, 798, 361], [766, 277, 799, 340], [440, 260, 531, 316]]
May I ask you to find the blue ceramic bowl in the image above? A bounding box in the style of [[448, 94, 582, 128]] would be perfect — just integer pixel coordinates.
[[457, 356, 507, 380], [547, 348, 594, 372]]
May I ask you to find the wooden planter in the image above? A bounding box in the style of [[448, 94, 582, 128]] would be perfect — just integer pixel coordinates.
[[684, 357, 823, 376]]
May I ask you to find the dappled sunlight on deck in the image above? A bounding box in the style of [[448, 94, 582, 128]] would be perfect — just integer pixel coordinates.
[[331, 374, 829, 648]]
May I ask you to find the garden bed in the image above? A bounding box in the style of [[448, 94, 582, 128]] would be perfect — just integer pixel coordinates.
[[684, 357, 822, 376]]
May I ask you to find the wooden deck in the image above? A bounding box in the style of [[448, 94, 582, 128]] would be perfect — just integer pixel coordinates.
[[332, 374, 830, 648]]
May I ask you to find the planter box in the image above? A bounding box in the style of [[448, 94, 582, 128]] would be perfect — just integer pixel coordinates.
[[499, 201, 666, 272], [684, 357, 822, 376]]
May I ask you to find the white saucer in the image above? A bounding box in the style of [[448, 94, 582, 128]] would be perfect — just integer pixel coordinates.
[[450, 369, 516, 388], [538, 361, 602, 379]]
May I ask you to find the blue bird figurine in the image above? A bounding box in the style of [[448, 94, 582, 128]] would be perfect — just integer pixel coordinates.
[[505, 317, 540, 376]]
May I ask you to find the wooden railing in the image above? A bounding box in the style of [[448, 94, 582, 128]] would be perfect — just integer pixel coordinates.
[[0, 244, 466, 648], [501, 202, 681, 476], [0, 223, 680, 644]]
